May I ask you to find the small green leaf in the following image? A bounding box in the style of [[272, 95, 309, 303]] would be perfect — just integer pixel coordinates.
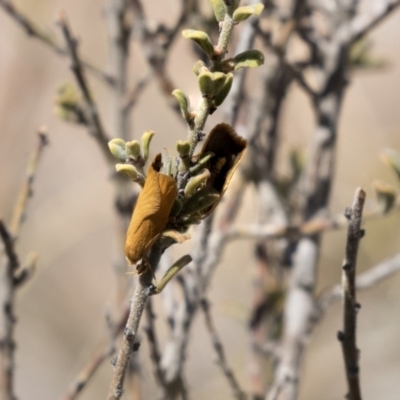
[[184, 169, 210, 197], [116, 164, 138, 180], [176, 140, 191, 157], [208, 0, 227, 22], [380, 148, 400, 181], [172, 89, 191, 120], [232, 4, 264, 23], [373, 180, 397, 213], [214, 73, 233, 106], [198, 71, 228, 99], [108, 138, 127, 161], [153, 255, 192, 294], [233, 50, 264, 70], [180, 187, 220, 217], [140, 130, 155, 161], [192, 60, 208, 76], [182, 29, 215, 58], [125, 140, 141, 159]]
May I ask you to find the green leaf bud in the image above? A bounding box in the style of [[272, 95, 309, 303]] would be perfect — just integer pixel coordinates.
[[233, 50, 264, 70], [108, 138, 127, 161], [192, 60, 209, 76], [208, 0, 227, 21], [180, 187, 220, 217], [214, 72, 233, 106], [184, 169, 210, 197], [176, 140, 191, 157], [198, 71, 228, 99], [141, 130, 155, 161], [116, 163, 138, 180], [232, 4, 264, 23], [125, 140, 141, 159], [182, 29, 215, 58], [172, 89, 191, 120]]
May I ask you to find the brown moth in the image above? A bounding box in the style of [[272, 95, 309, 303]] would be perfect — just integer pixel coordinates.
[[125, 154, 177, 267], [199, 122, 247, 216]]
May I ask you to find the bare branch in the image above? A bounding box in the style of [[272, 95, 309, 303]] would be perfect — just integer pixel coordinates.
[[0, 221, 19, 400], [338, 189, 365, 400], [106, 0, 132, 140], [57, 13, 113, 164], [0, 0, 116, 86], [201, 299, 247, 400]]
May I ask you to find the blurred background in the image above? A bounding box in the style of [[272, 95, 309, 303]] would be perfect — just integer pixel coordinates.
[[1, 0, 400, 399]]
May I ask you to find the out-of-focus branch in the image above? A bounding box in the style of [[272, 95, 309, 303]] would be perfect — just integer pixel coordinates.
[[130, 0, 195, 118], [57, 13, 113, 165], [106, 0, 132, 140], [201, 299, 247, 400], [62, 305, 130, 400], [10, 128, 48, 235], [347, 0, 400, 42], [0, 0, 116, 86], [0, 221, 19, 400], [338, 188, 365, 400], [226, 197, 400, 241], [0, 131, 47, 400], [144, 298, 166, 389]]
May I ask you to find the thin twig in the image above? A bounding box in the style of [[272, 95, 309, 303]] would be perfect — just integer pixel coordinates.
[[10, 128, 48, 235], [57, 12, 113, 164], [338, 188, 365, 400], [0, 0, 115, 86], [226, 198, 400, 241], [0, 221, 19, 400], [106, 0, 132, 140], [144, 298, 166, 388], [0, 131, 47, 400], [201, 299, 247, 400]]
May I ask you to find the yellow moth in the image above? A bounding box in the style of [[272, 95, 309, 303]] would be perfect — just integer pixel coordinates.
[[125, 154, 177, 267]]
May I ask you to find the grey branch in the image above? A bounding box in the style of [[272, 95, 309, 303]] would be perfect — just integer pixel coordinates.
[[57, 13, 113, 164], [338, 188, 366, 400]]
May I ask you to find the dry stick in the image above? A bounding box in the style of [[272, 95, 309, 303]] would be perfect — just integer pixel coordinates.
[[0, 131, 48, 400], [0, 221, 19, 400], [62, 305, 130, 400], [0, 0, 115, 86], [143, 298, 166, 388], [200, 299, 247, 400], [57, 13, 113, 165], [106, 0, 132, 141], [338, 188, 365, 400], [107, 245, 163, 400]]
